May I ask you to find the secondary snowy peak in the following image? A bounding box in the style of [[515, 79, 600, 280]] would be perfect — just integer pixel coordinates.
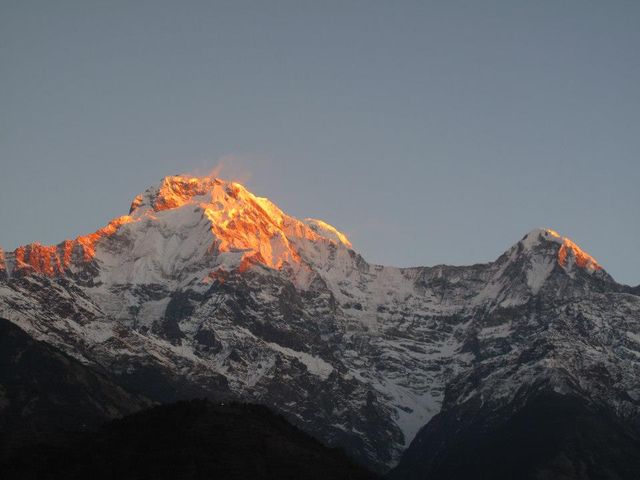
[[4, 175, 353, 278], [481, 228, 610, 297], [520, 228, 602, 273]]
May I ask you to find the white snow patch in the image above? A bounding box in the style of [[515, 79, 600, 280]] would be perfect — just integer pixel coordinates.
[[626, 331, 640, 344], [266, 342, 334, 379], [526, 257, 554, 293]]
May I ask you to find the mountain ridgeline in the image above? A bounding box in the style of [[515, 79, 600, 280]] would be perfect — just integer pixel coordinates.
[[1, 175, 639, 478]]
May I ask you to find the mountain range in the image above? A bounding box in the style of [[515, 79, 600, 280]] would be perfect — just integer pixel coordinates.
[[1, 175, 638, 478]]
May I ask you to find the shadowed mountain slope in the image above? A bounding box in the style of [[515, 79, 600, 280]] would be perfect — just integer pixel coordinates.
[[389, 389, 640, 480], [0, 317, 151, 449]]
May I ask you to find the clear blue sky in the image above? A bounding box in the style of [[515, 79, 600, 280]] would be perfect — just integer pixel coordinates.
[[1, 1, 638, 285]]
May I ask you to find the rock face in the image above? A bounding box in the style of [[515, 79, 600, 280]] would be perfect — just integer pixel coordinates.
[[0, 175, 639, 473]]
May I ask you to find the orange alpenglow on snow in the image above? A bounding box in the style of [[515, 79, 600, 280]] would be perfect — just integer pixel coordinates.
[[13, 216, 136, 275], [74, 216, 135, 260], [557, 238, 602, 271], [544, 229, 602, 272], [131, 175, 352, 271], [8, 175, 353, 276], [14, 243, 63, 276]]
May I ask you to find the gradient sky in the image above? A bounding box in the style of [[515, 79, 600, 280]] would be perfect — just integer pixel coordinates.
[[1, 1, 639, 285]]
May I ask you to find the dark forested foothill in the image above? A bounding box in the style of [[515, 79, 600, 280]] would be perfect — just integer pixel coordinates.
[[2, 400, 376, 480]]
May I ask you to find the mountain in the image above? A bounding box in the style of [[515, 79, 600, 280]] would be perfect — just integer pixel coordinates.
[[2, 399, 376, 480], [388, 231, 640, 479], [1, 175, 639, 474]]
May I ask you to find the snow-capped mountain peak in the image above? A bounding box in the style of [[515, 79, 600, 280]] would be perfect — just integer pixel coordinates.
[[125, 175, 353, 274], [3, 175, 353, 280], [519, 227, 602, 273]]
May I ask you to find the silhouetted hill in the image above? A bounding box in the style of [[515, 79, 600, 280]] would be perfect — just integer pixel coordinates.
[[2, 399, 377, 480]]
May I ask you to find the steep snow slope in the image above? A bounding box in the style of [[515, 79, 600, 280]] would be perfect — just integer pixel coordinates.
[[0, 175, 638, 472]]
